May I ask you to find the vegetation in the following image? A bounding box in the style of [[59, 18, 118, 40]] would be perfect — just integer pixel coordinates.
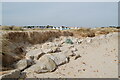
[[0, 26, 119, 71], [70, 27, 119, 38], [93, 27, 119, 35], [0, 26, 24, 31], [71, 28, 95, 37]]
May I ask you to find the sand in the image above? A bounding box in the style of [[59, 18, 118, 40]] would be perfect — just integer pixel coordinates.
[[25, 32, 118, 78]]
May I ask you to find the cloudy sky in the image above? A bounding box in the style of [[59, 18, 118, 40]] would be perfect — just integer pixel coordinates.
[[2, 2, 118, 27]]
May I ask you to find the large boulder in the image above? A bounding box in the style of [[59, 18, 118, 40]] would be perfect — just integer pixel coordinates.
[[25, 49, 45, 60], [43, 53, 69, 66], [69, 37, 81, 44], [52, 47, 61, 53], [43, 48, 53, 53], [14, 59, 34, 70], [43, 47, 61, 53], [0, 69, 21, 79], [42, 42, 55, 49], [24, 56, 57, 74], [63, 50, 76, 57], [60, 44, 74, 52]]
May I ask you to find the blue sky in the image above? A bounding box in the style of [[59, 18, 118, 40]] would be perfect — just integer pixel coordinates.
[[2, 2, 118, 27]]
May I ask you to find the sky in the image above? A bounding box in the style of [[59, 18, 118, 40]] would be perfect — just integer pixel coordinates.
[[0, 2, 2, 25], [1, 2, 118, 27], [118, 2, 120, 26], [1, 0, 120, 2]]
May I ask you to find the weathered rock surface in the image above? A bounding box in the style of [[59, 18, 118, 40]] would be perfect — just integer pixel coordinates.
[[0, 69, 21, 79], [52, 47, 61, 53], [43, 53, 69, 66], [63, 50, 76, 57], [25, 49, 45, 60], [42, 47, 61, 53], [24, 56, 57, 74], [14, 59, 34, 70], [42, 42, 55, 49], [71, 48, 78, 52]]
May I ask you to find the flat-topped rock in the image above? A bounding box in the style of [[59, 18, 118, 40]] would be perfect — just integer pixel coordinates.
[[25, 49, 45, 60], [42, 53, 69, 66]]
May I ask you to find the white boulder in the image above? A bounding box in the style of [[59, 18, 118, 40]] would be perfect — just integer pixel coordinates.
[[25, 49, 45, 60], [14, 59, 34, 70], [43, 47, 61, 53], [43, 53, 69, 66], [24, 56, 57, 74]]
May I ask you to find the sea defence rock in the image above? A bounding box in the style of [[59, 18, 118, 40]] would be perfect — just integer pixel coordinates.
[[42, 42, 55, 49], [24, 56, 57, 74], [14, 59, 34, 70], [25, 49, 45, 61], [42, 53, 69, 66], [43, 47, 61, 53], [63, 50, 75, 57], [0, 69, 21, 79], [60, 44, 78, 57], [23, 52, 69, 74]]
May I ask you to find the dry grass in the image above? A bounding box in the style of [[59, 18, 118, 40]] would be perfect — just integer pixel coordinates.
[[1, 30, 73, 70], [0, 26, 24, 31], [71, 28, 95, 38], [71, 27, 119, 38], [92, 27, 119, 36], [3, 30, 73, 44], [1, 39, 25, 69]]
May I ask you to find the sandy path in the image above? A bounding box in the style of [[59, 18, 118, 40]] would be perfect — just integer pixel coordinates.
[[25, 32, 118, 78]]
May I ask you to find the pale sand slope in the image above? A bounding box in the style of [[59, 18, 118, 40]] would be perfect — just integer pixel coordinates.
[[26, 32, 118, 78]]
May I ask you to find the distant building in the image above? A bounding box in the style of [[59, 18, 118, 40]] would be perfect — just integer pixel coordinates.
[[55, 26, 70, 30], [23, 25, 80, 30]]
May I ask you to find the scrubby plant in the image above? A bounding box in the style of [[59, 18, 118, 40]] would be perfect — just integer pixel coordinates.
[[72, 28, 95, 37], [71, 27, 119, 38], [0, 26, 24, 31]]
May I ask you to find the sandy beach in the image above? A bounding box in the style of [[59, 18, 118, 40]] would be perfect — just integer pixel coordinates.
[[23, 32, 118, 78], [0, 30, 119, 79], [1, 2, 119, 79]]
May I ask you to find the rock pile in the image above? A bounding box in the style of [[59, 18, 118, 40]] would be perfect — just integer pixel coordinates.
[[1, 32, 117, 78]]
